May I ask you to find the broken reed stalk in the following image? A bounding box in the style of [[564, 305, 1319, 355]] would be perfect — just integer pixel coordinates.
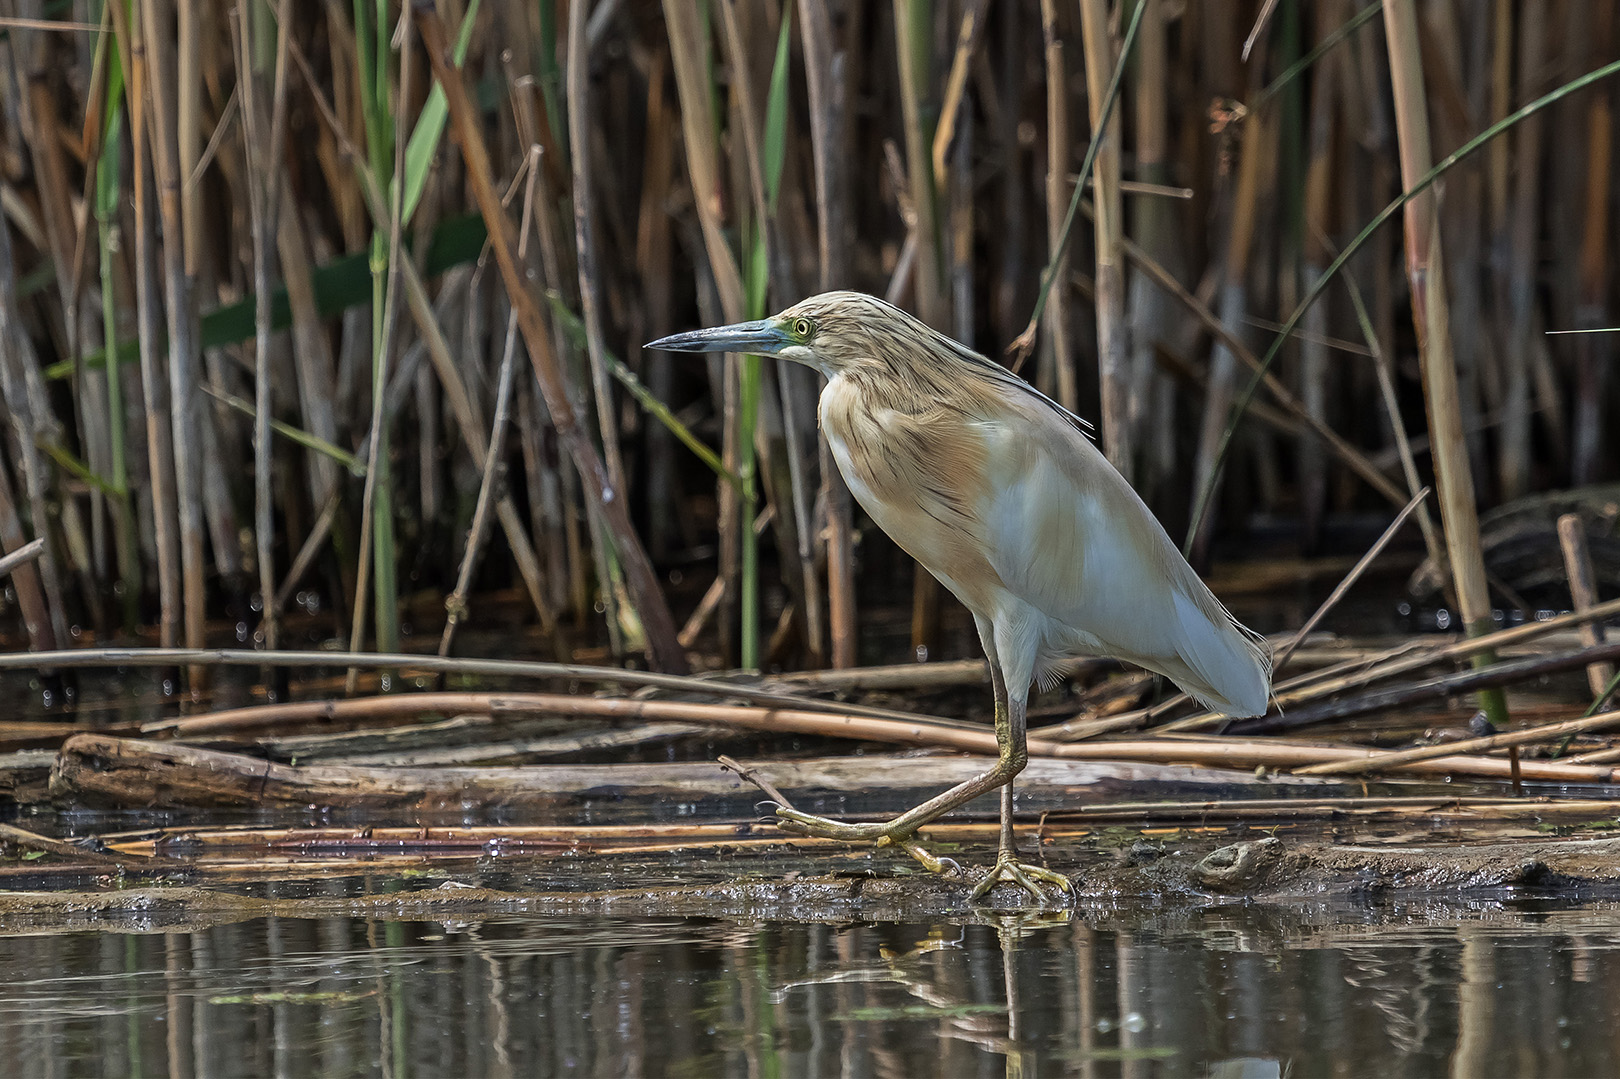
[[1297, 708, 1620, 777], [1338, 262, 1447, 575], [412, 3, 688, 673], [1557, 513, 1616, 698], [1271, 486, 1431, 671], [0, 537, 44, 579], [1078, 0, 1128, 475], [1383, 0, 1504, 722]]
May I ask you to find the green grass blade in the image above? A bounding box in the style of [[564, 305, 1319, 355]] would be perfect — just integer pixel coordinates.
[[205, 388, 367, 476], [544, 291, 741, 490], [398, 0, 482, 224], [762, 4, 793, 210]]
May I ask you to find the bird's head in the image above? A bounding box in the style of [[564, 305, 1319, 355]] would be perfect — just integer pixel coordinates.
[[646, 291, 927, 380]]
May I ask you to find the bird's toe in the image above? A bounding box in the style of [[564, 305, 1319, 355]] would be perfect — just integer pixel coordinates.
[[969, 853, 1073, 905]]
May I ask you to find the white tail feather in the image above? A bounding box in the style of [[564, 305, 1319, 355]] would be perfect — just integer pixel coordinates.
[[1166, 590, 1272, 717]]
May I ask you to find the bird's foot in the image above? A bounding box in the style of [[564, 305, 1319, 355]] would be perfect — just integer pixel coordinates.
[[771, 806, 960, 875], [968, 851, 1072, 905]]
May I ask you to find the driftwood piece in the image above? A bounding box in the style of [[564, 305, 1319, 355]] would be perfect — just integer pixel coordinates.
[[52, 734, 1358, 812]]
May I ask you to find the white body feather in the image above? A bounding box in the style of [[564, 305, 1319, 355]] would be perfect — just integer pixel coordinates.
[[820, 367, 1271, 718]]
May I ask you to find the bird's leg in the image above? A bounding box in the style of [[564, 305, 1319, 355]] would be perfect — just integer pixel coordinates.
[[775, 652, 1068, 902], [771, 659, 1022, 868], [968, 693, 1072, 904]]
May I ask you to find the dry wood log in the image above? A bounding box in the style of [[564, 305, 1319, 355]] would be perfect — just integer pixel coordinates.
[[48, 725, 1613, 813], [52, 735, 1369, 812]]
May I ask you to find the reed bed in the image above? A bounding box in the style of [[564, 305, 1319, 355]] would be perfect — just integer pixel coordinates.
[[0, 0, 1615, 705]]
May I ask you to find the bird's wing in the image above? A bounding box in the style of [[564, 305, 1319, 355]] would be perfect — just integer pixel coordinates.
[[976, 401, 1270, 715]]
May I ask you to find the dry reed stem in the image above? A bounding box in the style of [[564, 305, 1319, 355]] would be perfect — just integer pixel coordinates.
[[1039, 0, 1074, 413], [140, 0, 208, 669], [1271, 486, 1431, 671], [1297, 708, 1620, 777], [438, 148, 542, 659], [1382, 0, 1505, 724], [413, 4, 687, 672], [1229, 640, 1620, 736], [566, 0, 626, 499], [1557, 513, 1616, 697], [0, 535, 45, 579], [1079, 0, 1127, 473], [1149, 597, 1620, 736], [113, 687, 1617, 785]]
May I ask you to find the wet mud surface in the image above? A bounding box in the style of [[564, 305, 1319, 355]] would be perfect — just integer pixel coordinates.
[[6, 821, 1620, 930]]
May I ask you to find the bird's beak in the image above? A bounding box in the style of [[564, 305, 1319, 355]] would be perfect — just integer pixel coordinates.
[[646, 319, 787, 355]]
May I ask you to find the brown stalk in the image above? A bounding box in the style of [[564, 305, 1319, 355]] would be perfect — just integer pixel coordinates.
[[1572, 5, 1615, 483], [662, 0, 744, 666], [439, 148, 543, 658], [63, 723, 1614, 793], [1038, 0, 1075, 413], [1188, 103, 1269, 565], [1557, 514, 1616, 698], [890, 0, 946, 658], [566, 0, 626, 497], [796, 0, 857, 666], [235, 0, 292, 654], [140, 0, 208, 670], [1078, 0, 1128, 474], [413, 3, 688, 673], [714, 0, 821, 669], [1382, 0, 1506, 724], [287, 36, 562, 655], [1125, 0, 1175, 495], [113, 0, 180, 652], [930, 0, 990, 191], [0, 459, 54, 656]]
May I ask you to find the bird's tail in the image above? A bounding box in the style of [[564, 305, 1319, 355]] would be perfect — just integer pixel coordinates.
[[1157, 589, 1273, 718]]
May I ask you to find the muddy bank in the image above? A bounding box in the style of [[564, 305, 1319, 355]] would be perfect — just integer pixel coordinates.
[[6, 829, 1620, 931]]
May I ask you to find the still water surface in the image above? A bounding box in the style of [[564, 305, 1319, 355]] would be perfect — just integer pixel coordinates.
[[1, 894, 1615, 1077]]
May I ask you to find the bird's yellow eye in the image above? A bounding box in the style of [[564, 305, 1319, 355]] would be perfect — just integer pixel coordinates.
[[793, 317, 814, 339]]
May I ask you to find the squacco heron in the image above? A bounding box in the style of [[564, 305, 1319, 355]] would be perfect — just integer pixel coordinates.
[[650, 291, 1271, 902]]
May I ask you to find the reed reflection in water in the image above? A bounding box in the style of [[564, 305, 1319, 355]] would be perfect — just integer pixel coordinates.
[[0, 900, 1616, 1076]]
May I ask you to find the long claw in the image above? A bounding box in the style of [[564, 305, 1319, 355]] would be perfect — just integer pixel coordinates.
[[969, 851, 1073, 905], [771, 807, 960, 876]]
